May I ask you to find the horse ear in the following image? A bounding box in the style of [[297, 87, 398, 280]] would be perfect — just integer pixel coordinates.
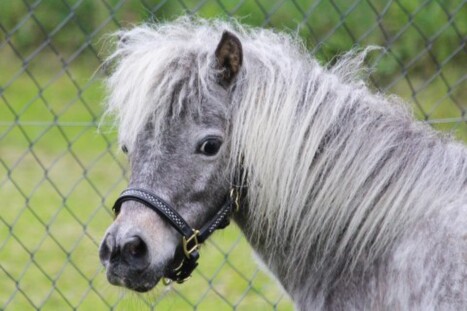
[[215, 31, 243, 86]]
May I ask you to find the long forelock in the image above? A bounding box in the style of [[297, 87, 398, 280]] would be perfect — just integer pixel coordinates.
[[103, 18, 232, 152]]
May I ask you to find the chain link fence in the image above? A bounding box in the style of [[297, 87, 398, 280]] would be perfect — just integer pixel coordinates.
[[1, 0, 465, 310]]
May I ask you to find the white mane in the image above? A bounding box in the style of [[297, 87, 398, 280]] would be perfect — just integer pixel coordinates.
[[103, 19, 222, 151], [227, 21, 467, 278], [104, 17, 467, 297]]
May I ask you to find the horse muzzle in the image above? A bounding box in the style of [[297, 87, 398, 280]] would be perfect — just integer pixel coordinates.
[[109, 187, 238, 285], [99, 232, 160, 292]]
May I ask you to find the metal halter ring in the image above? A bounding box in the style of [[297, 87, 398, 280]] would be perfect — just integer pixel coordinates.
[[230, 188, 240, 213], [163, 263, 193, 285]]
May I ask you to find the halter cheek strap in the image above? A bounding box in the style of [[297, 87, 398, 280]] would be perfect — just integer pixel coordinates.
[[112, 187, 239, 284]]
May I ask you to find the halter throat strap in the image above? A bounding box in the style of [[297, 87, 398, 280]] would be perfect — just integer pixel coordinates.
[[112, 187, 238, 284]]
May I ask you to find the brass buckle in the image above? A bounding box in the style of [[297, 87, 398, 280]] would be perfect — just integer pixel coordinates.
[[230, 188, 240, 212], [182, 230, 200, 258]]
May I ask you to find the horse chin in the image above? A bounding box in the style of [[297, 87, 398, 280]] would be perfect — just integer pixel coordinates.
[[128, 279, 160, 293], [105, 265, 162, 293]]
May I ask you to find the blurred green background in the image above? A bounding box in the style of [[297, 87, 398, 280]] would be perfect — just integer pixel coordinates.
[[0, 0, 466, 310]]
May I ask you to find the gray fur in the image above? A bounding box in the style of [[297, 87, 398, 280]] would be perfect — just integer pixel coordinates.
[[100, 17, 467, 310]]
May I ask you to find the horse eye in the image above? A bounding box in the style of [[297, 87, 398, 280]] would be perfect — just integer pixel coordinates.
[[198, 138, 222, 156], [121, 145, 128, 154]]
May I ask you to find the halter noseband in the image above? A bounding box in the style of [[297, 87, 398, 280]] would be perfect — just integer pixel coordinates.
[[112, 187, 239, 285]]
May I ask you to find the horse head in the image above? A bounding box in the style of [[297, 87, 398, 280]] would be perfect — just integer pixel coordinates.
[[99, 29, 243, 292]]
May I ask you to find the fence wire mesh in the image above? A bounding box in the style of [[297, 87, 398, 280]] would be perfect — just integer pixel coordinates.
[[0, 0, 465, 310]]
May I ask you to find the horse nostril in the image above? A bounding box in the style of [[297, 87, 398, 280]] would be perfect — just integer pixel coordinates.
[[122, 236, 149, 268], [100, 234, 149, 271], [123, 236, 147, 258], [99, 233, 115, 265]]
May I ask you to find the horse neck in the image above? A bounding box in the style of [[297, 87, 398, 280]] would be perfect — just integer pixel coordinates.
[[231, 69, 467, 298]]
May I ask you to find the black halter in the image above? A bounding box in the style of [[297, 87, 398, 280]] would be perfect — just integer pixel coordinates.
[[112, 187, 239, 284]]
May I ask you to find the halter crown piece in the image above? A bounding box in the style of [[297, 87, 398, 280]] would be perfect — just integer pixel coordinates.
[[112, 187, 240, 285]]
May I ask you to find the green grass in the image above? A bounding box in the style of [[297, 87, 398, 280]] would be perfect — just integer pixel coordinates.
[[1, 1, 466, 310]]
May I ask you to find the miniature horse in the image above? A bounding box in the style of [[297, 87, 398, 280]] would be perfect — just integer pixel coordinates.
[[99, 18, 467, 310]]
